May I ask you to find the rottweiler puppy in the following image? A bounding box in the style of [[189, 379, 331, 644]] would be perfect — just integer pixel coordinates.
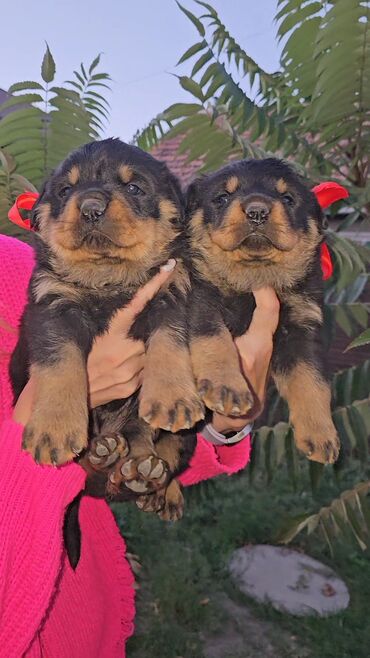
[[186, 158, 340, 465], [10, 138, 203, 515]]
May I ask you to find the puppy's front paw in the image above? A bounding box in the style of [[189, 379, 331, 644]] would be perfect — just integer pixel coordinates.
[[136, 480, 184, 521], [139, 393, 204, 432], [23, 408, 88, 465], [293, 417, 340, 464], [198, 375, 253, 416], [87, 433, 129, 469], [107, 453, 168, 497], [136, 490, 166, 514]]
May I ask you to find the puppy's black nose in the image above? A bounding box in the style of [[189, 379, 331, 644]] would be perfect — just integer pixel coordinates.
[[80, 197, 107, 222], [244, 201, 270, 225]]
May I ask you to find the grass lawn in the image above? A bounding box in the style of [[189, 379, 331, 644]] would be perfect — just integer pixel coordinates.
[[112, 460, 370, 658]]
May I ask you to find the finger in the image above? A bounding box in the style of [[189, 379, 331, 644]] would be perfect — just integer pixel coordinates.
[[111, 353, 146, 386], [88, 336, 145, 376], [251, 287, 280, 335], [111, 259, 176, 331], [112, 372, 143, 399], [235, 334, 271, 417], [253, 287, 280, 310], [13, 378, 35, 425], [89, 353, 145, 396], [90, 371, 143, 408], [235, 305, 275, 413], [126, 258, 176, 321]]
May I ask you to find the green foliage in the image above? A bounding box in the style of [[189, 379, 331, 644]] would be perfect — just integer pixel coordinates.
[[278, 480, 370, 553], [0, 46, 111, 235], [332, 360, 370, 408], [251, 397, 370, 487], [346, 329, 370, 351], [137, 0, 370, 204], [0, 150, 37, 239]]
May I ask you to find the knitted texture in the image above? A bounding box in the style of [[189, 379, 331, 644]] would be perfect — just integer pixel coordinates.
[[0, 236, 135, 658], [0, 234, 251, 657], [178, 435, 251, 487]]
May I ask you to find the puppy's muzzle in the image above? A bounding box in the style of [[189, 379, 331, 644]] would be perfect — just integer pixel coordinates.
[[79, 192, 108, 223]]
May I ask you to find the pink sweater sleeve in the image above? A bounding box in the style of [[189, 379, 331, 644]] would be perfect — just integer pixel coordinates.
[[0, 418, 135, 658], [0, 419, 86, 657], [178, 432, 251, 487]]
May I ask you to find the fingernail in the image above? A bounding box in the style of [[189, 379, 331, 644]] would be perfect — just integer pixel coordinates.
[[160, 258, 176, 272]]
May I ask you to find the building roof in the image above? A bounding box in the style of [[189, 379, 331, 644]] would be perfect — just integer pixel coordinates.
[[151, 135, 204, 188], [0, 89, 10, 120]]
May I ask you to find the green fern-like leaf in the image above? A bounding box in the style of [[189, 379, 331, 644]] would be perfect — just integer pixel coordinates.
[[346, 330, 370, 351], [278, 481, 370, 553], [0, 48, 111, 235]]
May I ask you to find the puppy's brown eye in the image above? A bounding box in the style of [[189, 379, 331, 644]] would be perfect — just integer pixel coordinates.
[[214, 193, 230, 206], [127, 183, 142, 196], [282, 193, 295, 206], [58, 186, 72, 199]]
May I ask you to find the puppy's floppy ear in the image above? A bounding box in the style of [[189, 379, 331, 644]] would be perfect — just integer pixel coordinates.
[[296, 174, 328, 234], [309, 189, 328, 232], [317, 205, 329, 231], [31, 181, 48, 231], [167, 171, 186, 225], [186, 177, 204, 214]]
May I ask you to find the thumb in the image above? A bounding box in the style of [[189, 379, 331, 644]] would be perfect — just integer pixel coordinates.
[[251, 287, 280, 335], [112, 258, 177, 331]]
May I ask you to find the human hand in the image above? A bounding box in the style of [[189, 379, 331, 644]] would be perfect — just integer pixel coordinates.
[[212, 287, 280, 433], [12, 378, 35, 426], [87, 259, 176, 407]]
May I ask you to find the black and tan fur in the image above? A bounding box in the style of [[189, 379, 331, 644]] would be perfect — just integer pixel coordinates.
[[10, 139, 203, 559], [186, 158, 340, 464]]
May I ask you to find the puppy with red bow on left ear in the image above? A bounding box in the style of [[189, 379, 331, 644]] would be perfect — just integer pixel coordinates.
[[9, 139, 206, 527]]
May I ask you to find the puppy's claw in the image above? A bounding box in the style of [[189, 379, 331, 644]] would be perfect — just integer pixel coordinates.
[[140, 396, 204, 433]]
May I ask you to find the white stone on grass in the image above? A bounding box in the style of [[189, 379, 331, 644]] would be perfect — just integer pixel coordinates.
[[229, 544, 349, 616]]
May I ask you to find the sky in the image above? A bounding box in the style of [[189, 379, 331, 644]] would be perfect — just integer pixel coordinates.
[[0, 0, 281, 142]]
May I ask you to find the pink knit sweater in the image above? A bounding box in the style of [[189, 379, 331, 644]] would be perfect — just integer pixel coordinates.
[[0, 235, 251, 657]]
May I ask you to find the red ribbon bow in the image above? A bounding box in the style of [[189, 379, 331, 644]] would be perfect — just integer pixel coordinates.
[[312, 182, 349, 280], [8, 191, 39, 231], [8, 182, 349, 280]]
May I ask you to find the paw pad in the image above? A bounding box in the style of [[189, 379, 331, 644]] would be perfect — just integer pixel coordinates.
[[108, 454, 168, 495], [88, 433, 129, 469]]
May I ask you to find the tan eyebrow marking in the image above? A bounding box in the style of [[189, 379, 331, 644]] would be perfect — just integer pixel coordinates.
[[276, 178, 288, 194], [119, 165, 133, 183], [159, 199, 178, 222], [225, 176, 239, 194], [68, 166, 80, 185]]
